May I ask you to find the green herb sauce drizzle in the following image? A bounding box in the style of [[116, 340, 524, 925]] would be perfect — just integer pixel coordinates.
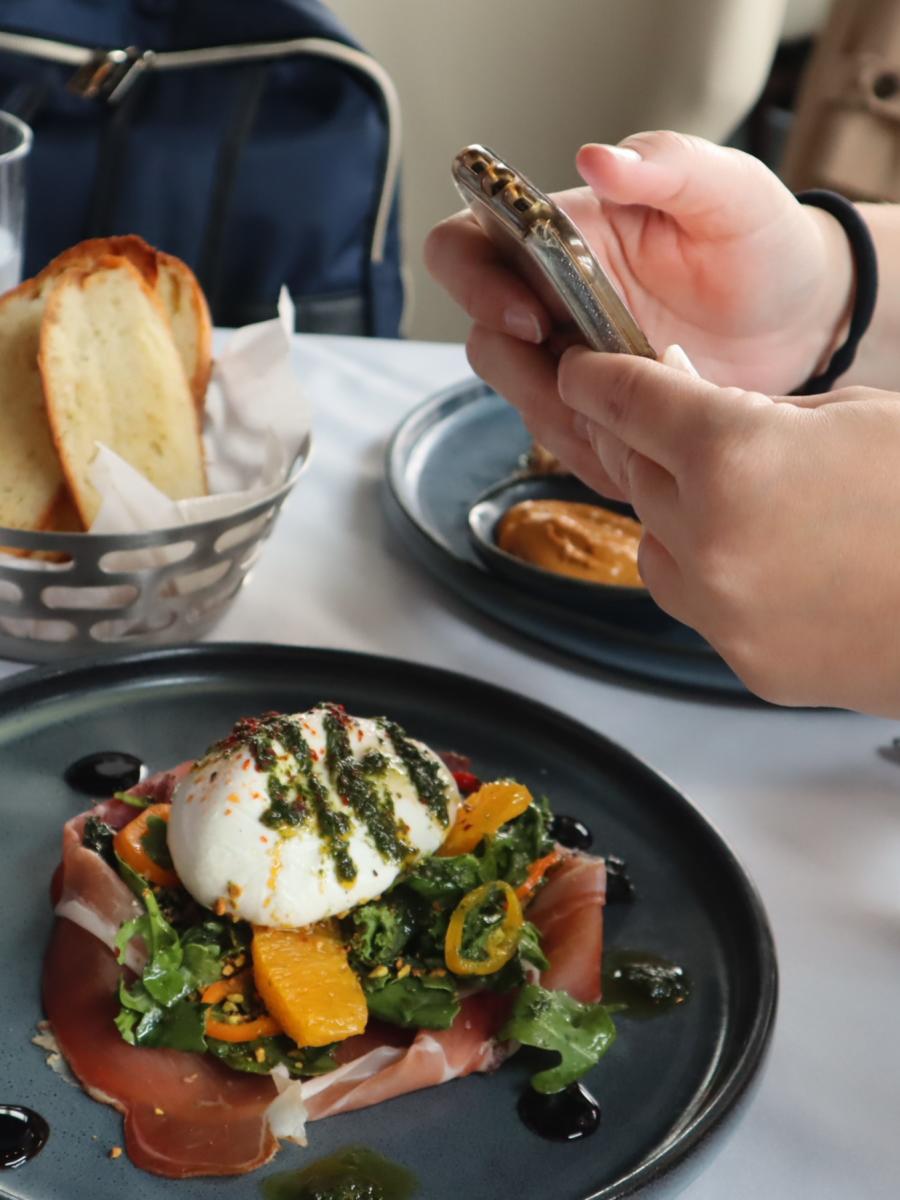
[[379, 719, 452, 827], [204, 711, 356, 883], [322, 705, 411, 866]]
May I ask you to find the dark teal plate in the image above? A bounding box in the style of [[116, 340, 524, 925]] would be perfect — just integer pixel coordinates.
[[385, 380, 747, 698], [0, 645, 776, 1200]]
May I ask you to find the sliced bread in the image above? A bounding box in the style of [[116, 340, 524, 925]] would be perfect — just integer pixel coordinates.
[[40, 235, 212, 413], [156, 251, 213, 412], [0, 235, 161, 534], [0, 278, 65, 531], [39, 257, 207, 527]]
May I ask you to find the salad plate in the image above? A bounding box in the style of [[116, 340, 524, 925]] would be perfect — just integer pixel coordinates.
[[384, 379, 749, 698], [0, 643, 776, 1200]]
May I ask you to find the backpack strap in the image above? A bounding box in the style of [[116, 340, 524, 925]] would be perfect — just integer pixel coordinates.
[[196, 63, 270, 314], [85, 70, 151, 236]]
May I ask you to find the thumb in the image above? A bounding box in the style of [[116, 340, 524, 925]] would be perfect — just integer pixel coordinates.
[[576, 131, 795, 239]]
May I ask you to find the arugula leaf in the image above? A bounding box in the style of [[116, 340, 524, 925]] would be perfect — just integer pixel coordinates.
[[348, 897, 415, 968], [140, 813, 174, 870], [477, 798, 554, 888], [501, 984, 616, 1093], [132, 998, 208, 1052], [477, 920, 550, 994], [402, 853, 483, 901], [81, 816, 116, 867], [115, 852, 150, 901], [286, 1044, 339, 1077], [518, 921, 549, 972], [114, 789, 153, 810], [115, 976, 207, 1050], [363, 972, 460, 1030], [182, 940, 224, 988], [116, 887, 187, 1006], [114, 893, 235, 1055], [207, 1036, 338, 1078]]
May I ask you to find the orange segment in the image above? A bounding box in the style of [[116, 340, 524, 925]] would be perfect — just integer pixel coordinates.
[[438, 781, 533, 856], [252, 920, 367, 1047]]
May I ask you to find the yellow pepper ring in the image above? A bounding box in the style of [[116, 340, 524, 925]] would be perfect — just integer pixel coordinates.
[[444, 880, 524, 976]]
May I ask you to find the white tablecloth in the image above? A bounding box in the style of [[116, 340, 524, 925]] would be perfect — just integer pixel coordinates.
[[6, 334, 899, 1198]]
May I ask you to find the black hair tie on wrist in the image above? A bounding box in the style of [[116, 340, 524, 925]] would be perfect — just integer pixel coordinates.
[[791, 189, 878, 395]]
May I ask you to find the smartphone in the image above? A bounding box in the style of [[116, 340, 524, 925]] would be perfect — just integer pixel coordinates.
[[452, 143, 655, 358]]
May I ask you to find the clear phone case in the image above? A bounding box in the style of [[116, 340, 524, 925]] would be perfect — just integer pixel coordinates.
[[452, 144, 655, 358]]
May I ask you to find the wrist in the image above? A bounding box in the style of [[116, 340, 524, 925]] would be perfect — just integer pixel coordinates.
[[802, 204, 855, 384]]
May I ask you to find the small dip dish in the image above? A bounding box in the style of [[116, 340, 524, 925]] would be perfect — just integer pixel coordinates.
[[468, 474, 654, 613]]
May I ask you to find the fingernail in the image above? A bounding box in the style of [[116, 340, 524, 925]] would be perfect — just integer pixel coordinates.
[[503, 305, 543, 344], [606, 143, 642, 162], [571, 412, 591, 442], [661, 343, 700, 376]]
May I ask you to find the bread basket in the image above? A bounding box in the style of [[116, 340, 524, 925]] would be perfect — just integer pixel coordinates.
[[0, 440, 310, 663]]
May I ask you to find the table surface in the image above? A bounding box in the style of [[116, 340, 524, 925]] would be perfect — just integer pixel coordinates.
[[5, 333, 899, 1199]]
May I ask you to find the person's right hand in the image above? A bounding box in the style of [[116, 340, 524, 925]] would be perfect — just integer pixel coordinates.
[[425, 131, 854, 395]]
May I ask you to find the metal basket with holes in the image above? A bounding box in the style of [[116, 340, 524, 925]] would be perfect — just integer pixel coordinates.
[[0, 445, 310, 663]]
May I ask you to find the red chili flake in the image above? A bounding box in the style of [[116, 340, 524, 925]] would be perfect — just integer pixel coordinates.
[[452, 770, 481, 796], [242, 759, 250, 771]]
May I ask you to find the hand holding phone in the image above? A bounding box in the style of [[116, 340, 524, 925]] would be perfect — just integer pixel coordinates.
[[452, 144, 656, 358]]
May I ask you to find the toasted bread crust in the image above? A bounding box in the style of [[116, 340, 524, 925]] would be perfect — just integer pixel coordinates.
[[40, 236, 212, 413], [38, 235, 160, 290], [39, 256, 207, 527], [156, 251, 213, 413]]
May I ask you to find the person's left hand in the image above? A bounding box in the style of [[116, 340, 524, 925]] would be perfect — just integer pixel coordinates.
[[499, 342, 900, 715]]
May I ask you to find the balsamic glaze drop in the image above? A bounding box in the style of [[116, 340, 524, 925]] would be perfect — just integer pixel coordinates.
[[548, 814, 592, 851], [517, 1083, 600, 1142], [64, 751, 144, 796], [604, 854, 637, 904], [0, 1106, 49, 1169]]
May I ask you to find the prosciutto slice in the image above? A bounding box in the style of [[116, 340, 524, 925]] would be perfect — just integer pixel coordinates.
[[302, 991, 512, 1121], [529, 850, 606, 1003], [43, 920, 279, 1177]]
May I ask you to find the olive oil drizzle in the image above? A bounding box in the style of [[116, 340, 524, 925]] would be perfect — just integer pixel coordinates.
[[380, 719, 452, 827], [322, 706, 412, 865]]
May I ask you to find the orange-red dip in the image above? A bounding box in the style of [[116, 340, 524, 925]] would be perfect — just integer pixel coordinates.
[[497, 500, 643, 587]]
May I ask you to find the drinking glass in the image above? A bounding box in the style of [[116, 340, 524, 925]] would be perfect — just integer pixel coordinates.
[[0, 111, 32, 291]]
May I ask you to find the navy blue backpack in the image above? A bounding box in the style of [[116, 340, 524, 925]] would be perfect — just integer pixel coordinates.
[[0, 0, 404, 335]]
